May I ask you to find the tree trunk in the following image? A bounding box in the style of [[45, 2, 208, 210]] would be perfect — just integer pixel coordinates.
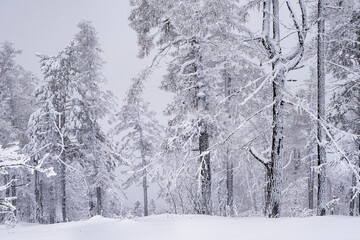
[[141, 152, 148, 217], [11, 175, 16, 216], [308, 155, 315, 210], [90, 89, 102, 217], [56, 111, 67, 222], [142, 174, 148, 216], [96, 186, 102, 216], [34, 169, 41, 223], [139, 123, 148, 217], [4, 174, 10, 198], [224, 68, 234, 216], [192, 38, 211, 215], [350, 172, 357, 216], [199, 120, 211, 215], [226, 150, 234, 216], [317, 0, 327, 216], [60, 157, 66, 222], [267, 68, 285, 218]]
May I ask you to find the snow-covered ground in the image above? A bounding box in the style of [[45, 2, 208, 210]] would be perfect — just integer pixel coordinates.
[[1, 214, 359, 240]]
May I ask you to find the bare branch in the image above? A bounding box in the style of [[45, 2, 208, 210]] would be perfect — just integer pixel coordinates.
[[250, 147, 271, 168]]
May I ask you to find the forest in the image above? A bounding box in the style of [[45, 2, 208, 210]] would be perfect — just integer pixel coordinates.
[[0, 0, 359, 227]]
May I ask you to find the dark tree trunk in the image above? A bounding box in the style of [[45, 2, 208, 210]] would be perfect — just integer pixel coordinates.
[[191, 38, 211, 215], [224, 68, 234, 216], [4, 175, 10, 198], [139, 124, 148, 217], [226, 151, 234, 215], [350, 173, 357, 216], [60, 156, 66, 222], [317, 0, 327, 216], [96, 186, 102, 216], [308, 155, 315, 210], [142, 174, 148, 216], [199, 120, 211, 215], [34, 169, 41, 223], [267, 68, 286, 218]]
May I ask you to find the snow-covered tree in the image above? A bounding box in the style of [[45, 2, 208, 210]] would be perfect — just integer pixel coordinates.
[[0, 41, 38, 222], [249, 0, 308, 218], [27, 43, 77, 223], [0, 144, 54, 225], [326, 0, 360, 216], [113, 71, 162, 216], [27, 21, 119, 222], [129, 0, 258, 215], [72, 20, 118, 217]]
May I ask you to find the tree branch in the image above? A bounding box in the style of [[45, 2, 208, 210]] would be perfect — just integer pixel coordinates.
[[250, 147, 271, 168]]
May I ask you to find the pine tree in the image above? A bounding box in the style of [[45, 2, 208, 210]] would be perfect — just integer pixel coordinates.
[[114, 71, 162, 217], [27, 43, 76, 223], [72, 20, 118, 217], [326, 0, 360, 216], [129, 0, 252, 215], [0, 41, 38, 222]]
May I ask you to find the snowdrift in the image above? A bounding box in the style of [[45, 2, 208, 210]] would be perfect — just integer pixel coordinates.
[[1, 214, 359, 240]]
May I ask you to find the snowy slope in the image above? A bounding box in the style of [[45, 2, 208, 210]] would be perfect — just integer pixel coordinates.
[[1, 214, 359, 240]]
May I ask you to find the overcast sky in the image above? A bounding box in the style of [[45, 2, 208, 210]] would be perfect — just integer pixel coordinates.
[[0, 0, 170, 119]]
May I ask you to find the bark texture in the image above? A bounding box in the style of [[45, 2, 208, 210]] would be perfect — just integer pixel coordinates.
[[317, 0, 327, 217]]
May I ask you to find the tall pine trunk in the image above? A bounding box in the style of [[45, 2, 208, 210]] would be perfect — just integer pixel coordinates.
[[317, 0, 327, 216], [224, 68, 233, 215], [89, 90, 102, 217], [191, 38, 211, 215]]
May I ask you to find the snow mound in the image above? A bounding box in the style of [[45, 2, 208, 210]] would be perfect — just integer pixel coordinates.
[[1, 214, 359, 240]]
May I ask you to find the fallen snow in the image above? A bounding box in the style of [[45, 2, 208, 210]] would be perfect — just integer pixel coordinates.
[[1, 214, 359, 240]]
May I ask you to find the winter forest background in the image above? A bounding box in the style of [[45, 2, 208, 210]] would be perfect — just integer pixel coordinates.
[[0, 0, 359, 226]]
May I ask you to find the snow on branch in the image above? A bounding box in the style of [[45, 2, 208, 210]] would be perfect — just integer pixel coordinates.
[[250, 147, 271, 168], [284, 0, 307, 70], [207, 101, 275, 153], [0, 144, 55, 214], [250, 147, 271, 167], [284, 99, 360, 192]]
